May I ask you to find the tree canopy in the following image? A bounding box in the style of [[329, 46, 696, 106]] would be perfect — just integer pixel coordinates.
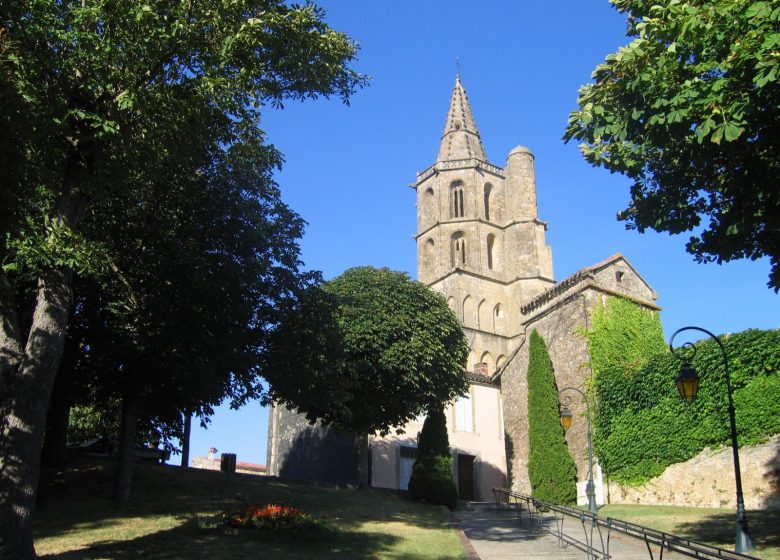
[[0, 1, 366, 557], [263, 267, 470, 436], [564, 0, 780, 290]]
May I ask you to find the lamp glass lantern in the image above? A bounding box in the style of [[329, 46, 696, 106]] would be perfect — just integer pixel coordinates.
[[675, 362, 700, 401], [560, 406, 573, 430]]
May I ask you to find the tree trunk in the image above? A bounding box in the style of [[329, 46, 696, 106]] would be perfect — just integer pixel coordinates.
[[0, 268, 75, 560], [0, 116, 89, 560], [0, 272, 23, 420], [41, 360, 75, 467], [356, 433, 370, 488], [180, 413, 191, 468], [41, 392, 71, 467], [114, 391, 139, 504]]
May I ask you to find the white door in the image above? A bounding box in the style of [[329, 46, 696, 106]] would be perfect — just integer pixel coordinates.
[[399, 446, 417, 490]]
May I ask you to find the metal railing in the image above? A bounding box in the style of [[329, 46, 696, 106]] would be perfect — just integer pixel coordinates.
[[492, 488, 761, 560]]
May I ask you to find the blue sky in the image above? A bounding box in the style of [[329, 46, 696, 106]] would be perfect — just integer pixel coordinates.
[[186, 1, 779, 467]]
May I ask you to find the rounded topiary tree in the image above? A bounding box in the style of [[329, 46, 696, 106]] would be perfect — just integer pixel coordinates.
[[527, 330, 577, 504], [264, 266, 470, 486], [408, 405, 458, 508]]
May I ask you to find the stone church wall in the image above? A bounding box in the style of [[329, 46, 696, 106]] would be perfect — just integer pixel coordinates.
[[501, 288, 597, 494], [606, 435, 780, 509]]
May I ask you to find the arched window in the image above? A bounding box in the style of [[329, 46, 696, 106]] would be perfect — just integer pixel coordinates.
[[451, 232, 466, 267], [424, 238, 435, 272], [450, 181, 465, 218], [496, 354, 507, 372], [477, 299, 486, 329], [487, 234, 495, 270], [462, 295, 476, 327], [493, 303, 505, 334], [483, 183, 492, 221], [480, 351, 495, 375]]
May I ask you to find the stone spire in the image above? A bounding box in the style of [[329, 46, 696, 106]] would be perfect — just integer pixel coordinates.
[[437, 75, 487, 163]]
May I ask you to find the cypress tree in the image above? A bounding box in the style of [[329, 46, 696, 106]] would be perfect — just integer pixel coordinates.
[[527, 330, 577, 504], [408, 405, 458, 508]]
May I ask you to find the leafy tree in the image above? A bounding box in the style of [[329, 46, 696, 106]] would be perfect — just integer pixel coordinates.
[[408, 405, 459, 508], [0, 2, 366, 557], [57, 143, 315, 501], [527, 330, 577, 504], [263, 267, 470, 484], [564, 0, 780, 290]]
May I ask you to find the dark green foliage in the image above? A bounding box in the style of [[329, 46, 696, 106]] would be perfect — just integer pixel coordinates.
[[264, 267, 470, 436], [408, 455, 458, 509], [416, 407, 450, 459], [408, 406, 458, 508], [526, 330, 577, 504], [593, 328, 780, 484]]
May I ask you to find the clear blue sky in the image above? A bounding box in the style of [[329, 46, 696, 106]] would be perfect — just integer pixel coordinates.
[[186, 1, 779, 467]]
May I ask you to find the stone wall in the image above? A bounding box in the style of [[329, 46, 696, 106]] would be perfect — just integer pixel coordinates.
[[266, 405, 359, 485], [501, 289, 595, 494], [607, 435, 780, 509], [501, 259, 659, 497]]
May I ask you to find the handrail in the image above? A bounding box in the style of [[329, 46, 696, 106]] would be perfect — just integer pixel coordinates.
[[492, 488, 761, 560]]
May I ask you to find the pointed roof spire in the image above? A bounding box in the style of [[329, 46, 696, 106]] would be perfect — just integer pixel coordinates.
[[437, 75, 486, 163]]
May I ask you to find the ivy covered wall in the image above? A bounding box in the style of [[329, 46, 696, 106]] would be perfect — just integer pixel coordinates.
[[587, 299, 780, 485]]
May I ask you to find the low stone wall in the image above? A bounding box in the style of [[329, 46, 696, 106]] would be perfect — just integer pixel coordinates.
[[606, 435, 780, 509]]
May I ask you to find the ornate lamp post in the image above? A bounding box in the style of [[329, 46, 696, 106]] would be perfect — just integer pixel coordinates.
[[558, 386, 597, 514], [669, 326, 753, 553]]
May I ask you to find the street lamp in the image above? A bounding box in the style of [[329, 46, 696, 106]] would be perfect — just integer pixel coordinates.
[[669, 326, 753, 553], [558, 386, 597, 514]]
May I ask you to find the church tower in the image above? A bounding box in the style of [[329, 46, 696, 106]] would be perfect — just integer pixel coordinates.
[[413, 76, 554, 373]]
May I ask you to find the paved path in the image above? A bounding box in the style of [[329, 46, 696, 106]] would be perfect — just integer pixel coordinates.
[[452, 502, 688, 560]]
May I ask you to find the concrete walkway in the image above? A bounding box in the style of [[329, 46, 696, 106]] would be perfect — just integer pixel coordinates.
[[452, 502, 688, 560]]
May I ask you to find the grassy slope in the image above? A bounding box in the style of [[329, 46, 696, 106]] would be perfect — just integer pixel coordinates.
[[599, 504, 780, 560], [33, 457, 466, 560]]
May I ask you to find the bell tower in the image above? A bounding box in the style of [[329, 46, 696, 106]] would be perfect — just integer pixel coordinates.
[[413, 76, 554, 373]]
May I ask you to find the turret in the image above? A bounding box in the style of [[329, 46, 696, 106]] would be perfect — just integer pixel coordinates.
[[505, 145, 538, 222]]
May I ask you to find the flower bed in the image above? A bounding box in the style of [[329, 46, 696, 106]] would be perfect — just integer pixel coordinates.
[[223, 504, 319, 532]]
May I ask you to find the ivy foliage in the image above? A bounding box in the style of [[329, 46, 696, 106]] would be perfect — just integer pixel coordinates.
[[527, 330, 577, 505], [592, 327, 780, 485], [586, 297, 666, 446], [564, 0, 780, 290]]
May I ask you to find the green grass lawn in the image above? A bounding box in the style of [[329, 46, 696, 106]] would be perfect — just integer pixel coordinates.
[[33, 457, 466, 559], [599, 504, 780, 560]]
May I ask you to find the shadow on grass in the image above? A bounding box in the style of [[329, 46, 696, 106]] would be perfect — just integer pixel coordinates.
[[35, 457, 466, 559], [675, 509, 780, 550], [39, 519, 406, 560]]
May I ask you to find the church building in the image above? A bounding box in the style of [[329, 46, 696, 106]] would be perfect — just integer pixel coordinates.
[[267, 76, 660, 504]]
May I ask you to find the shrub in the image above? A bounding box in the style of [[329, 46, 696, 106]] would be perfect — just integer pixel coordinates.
[[408, 406, 458, 508], [408, 455, 458, 509], [527, 330, 577, 504]]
